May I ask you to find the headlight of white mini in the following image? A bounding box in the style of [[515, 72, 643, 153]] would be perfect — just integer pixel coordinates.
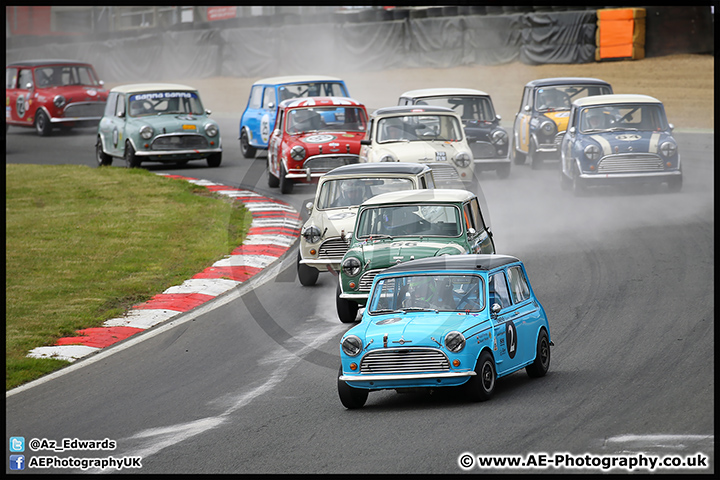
[[584, 144, 601, 162], [204, 123, 218, 137], [453, 152, 472, 168], [380, 154, 397, 162], [491, 129, 508, 145], [444, 331, 466, 353], [53, 95, 66, 108], [290, 145, 306, 161], [341, 335, 363, 357], [302, 225, 322, 244], [342, 257, 362, 277], [540, 119, 557, 136], [659, 141, 677, 158], [140, 125, 154, 140]]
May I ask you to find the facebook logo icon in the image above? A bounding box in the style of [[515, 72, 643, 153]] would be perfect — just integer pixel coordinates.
[[9, 454, 25, 470]]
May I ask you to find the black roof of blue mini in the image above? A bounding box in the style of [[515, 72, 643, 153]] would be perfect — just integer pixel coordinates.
[[382, 254, 520, 274], [373, 105, 455, 116], [524, 77, 612, 88], [7, 59, 92, 68], [324, 162, 431, 177]]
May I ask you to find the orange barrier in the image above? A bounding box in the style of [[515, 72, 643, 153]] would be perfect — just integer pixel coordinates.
[[595, 8, 646, 61]]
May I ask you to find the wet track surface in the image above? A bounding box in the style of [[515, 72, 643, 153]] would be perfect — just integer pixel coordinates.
[[5, 120, 714, 473]]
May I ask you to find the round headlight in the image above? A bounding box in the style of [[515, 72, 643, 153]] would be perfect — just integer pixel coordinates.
[[140, 125, 154, 140], [540, 119, 557, 136], [583, 144, 601, 162], [53, 95, 66, 108], [491, 129, 508, 145], [659, 141, 677, 158], [444, 331, 466, 353], [342, 257, 362, 277], [341, 335, 363, 357], [379, 154, 397, 162], [290, 145, 306, 161], [302, 225, 322, 244], [454, 152, 472, 168], [204, 123, 218, 137]]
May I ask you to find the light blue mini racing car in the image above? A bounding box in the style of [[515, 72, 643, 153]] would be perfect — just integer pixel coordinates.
[[338, 254, 552, 409]]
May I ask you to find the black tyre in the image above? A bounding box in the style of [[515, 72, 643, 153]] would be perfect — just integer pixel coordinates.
[[279, 163, 294, 194], [465, 350, 496, 402], [240, 129, 256, 158], [207, 152, 222, 168], [526, 329, 551, 378], [572, 165, 586, 197], [560, 164, 572, 191], [336, 283, 359, 323], [35, 110, 52, 136], [496, 163, 511, 179], [297, 251, 319, 286], [511, 136, 526, 165], [96, 138, 112, 167], [124, 142, 141, 168], [267, 158, 279, 188], [337, 366, 368, 409], [529, 138, 542, 170], [667, 175, 682, 193]]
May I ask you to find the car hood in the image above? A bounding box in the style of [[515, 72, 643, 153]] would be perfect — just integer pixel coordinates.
[[305, 207, 358, 239], [377, 140, 467, 162], [294, 131, 366, 155], [545, 110, 571, 132], [38, 85, 108, 102], [133, 114, 215, 132], [350, 239, 466, 267], [584, 130, 675, 155], [354, 311, 490, 347]]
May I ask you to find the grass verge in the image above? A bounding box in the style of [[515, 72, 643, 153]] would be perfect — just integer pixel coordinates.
[[6, 164, 253, 390]]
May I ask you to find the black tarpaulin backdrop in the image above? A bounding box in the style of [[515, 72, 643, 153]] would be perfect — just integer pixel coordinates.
[[5, 8, 712, 83]]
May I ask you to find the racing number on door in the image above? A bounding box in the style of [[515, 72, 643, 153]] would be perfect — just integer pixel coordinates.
[[505, 321, 517, 359]]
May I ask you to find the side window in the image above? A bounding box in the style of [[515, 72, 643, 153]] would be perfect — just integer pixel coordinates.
[[115, 94, 125, 117], [18, 69, 33, 89], [523, 87, 534, 111], [419, 176, 427, 189], [248, 85, 263, 109], [275, 109, 284, 133], [469, 198, 487, 232], [425, 172, 435, 189], [104, 92, 117, 117], [263, 87, 276, 110], [6, 68, 18, 88], [507, 266, 531, 304], [489, 271, 511, 309]]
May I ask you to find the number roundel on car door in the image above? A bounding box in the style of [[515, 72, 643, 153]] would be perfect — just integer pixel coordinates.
[[505, 321, 517, 359]]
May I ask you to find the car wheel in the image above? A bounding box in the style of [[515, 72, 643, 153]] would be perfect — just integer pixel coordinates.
[[572, 165, 586, 197], [560, 164, 572, 191], [96, 138, 112, 167], [279, 162, 294, 194], [337, 366, 368, 409], [35, 110, 52, 136], [526, 329, 551, 378], [511, 136, 526, 165], [496, 163, 511, 179], [206, 152, 222, 168], [336, 283, 359, 323], [667, 175, 682, 193], [240, 129, 256, 159], [267, 158, 279, 188], [529, 139, 542, 170], [297, 251, 319, 286], [465, 350, 496, 402], [124, 142, 141, 169]]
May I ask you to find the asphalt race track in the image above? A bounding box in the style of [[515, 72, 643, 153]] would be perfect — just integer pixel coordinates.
[[5, 114, 714, 473]]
